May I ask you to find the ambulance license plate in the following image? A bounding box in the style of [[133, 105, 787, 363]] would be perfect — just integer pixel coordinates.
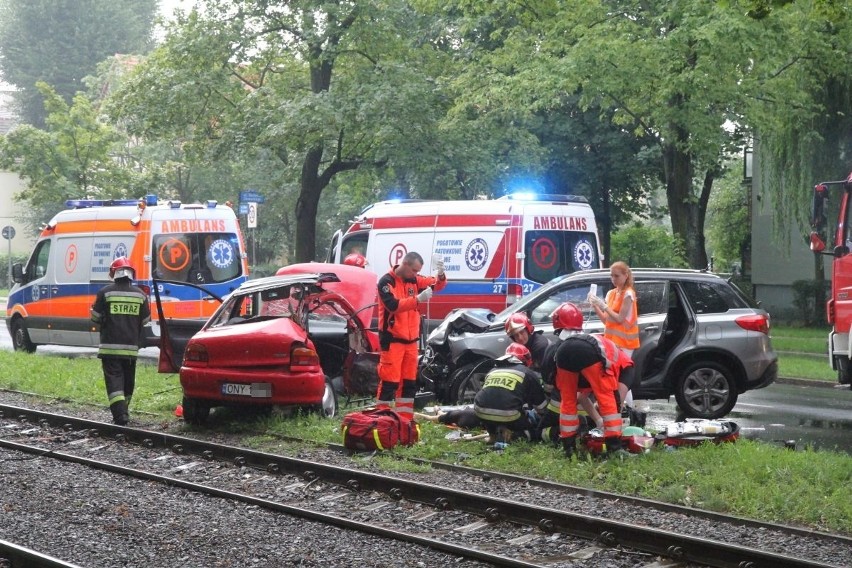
[[221, 383, 272, 398]]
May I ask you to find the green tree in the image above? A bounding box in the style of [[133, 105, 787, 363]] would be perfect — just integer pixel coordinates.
[[0, 83, 136, 232], [108, 1, 459, 262], [610, 223, 688, 269], [0, 0, 157, 126], [420, 0, 825, 269], [706, 166, 751, 273]]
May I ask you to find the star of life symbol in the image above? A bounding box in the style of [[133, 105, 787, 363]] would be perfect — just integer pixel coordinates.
[[113, 243, 128, 259], [574, 239, 595, 270], [208, 239, 234, 268], [465, 238, 488, 272]]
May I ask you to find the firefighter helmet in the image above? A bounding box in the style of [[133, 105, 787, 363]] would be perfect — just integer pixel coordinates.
[[504, 312, 534, 337], [109, 257, 135, 280], [343, 253, 368, 268], [500, 342, 532, 367], [551, 302, 583, 332]]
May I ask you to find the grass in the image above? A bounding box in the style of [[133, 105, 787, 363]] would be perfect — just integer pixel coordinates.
[[1, 349, 849, 534], [772, 325, 835, 382]]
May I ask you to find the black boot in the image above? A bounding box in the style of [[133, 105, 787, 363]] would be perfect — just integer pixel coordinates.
[[110, 401, 129, 425], [561, 436, 576, 459]]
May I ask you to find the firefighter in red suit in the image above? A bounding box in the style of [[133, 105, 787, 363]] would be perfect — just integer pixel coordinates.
[[376, 251, 447, 419], [553, 302, 633, 458]]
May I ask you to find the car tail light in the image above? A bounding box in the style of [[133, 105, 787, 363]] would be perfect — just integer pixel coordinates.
[[290, 345, 319, 370], [184, 343, 209, 364], [735, 314, 770, 334]]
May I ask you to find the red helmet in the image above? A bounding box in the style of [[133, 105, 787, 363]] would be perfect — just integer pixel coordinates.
[[109, 256, 135, 280], [551, 302, 583, 331], [504, 312, 534, 336], [343, 253, 368, 268], [502, 342, 532, 367]]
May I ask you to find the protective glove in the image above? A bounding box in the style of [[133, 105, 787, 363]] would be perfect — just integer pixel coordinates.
[[435, 259, 445, 276], [416, 287, 433, 303], [587, 292, 604, 308]]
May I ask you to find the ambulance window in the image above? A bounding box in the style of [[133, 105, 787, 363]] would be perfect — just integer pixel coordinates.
[[523, 231, 599, 283], [25, 240, 51, 282], [153, 233, 242, 284], [342, 234, 368, 260]]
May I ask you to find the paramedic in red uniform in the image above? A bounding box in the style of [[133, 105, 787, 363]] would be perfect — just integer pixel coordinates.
[[376, 251, 447, 419], [553, 302, 633, 459], [90, 257, 151, 425]]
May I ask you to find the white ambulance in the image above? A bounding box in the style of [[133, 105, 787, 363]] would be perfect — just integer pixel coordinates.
[[6, 195, 249, 352], [326, 194, 602, 323]]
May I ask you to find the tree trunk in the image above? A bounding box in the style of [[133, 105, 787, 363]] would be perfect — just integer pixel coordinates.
[[294, 145, 325, 262], [662, 139, 708, 269]]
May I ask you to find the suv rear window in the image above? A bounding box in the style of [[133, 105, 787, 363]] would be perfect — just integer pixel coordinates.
[[679, 280, 749, 314]]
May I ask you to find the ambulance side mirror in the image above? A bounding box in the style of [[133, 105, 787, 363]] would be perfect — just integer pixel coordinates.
[[11, 263, 23, 284]]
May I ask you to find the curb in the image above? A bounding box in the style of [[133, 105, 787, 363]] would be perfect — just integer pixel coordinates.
[[776, 376, 846, 389]]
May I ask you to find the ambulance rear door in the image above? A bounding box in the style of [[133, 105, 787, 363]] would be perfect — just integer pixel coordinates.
[[519, 201, 601, 291], [149, 205, 245, 321]]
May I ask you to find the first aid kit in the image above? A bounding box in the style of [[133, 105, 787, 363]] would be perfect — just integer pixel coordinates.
[[341, 408, 420, 451]]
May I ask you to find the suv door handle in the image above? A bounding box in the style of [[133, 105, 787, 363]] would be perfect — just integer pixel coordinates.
[[642, 325, 660, 332]]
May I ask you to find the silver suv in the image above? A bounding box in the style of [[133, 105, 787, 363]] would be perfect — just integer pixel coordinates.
[[420, 268, 778, 419]]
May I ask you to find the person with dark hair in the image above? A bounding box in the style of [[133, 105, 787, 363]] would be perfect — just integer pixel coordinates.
[[376, 251, 447, 419], [90, 257, 150, 425]]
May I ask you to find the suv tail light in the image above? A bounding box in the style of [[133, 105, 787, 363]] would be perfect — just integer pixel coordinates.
[[184, 342, 209, 364], [735, 314, 770, 334], [290, 345, 319, 370]]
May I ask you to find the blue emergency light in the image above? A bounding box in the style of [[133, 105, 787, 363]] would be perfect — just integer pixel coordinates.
[[65, 198, 143, 209]]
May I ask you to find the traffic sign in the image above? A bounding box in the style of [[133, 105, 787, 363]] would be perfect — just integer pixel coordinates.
[[247, 202, 258, 228], [1, 225, 14, 240], [239, 190, 265, 204]]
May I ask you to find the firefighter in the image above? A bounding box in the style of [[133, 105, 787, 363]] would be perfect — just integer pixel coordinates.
[[552, 302, 633, 459], [537, 303, 604, 444], [343, 253, 368, 268], [90, 257, 151, 425], [473, 342, 548, 445], [376, 251, 447, 419], [504, 312, 550, 371]]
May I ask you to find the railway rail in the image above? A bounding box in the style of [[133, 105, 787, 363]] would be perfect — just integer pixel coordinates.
[[0, 403, 848, 568]]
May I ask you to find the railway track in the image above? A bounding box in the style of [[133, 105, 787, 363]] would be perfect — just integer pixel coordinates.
[[0, 403, 848, 568]]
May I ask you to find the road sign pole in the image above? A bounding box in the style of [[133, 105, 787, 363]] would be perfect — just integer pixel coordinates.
[[6, 238, 10, 288]]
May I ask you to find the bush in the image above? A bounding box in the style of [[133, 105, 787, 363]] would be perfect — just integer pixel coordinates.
[[792, 279, 830, 326], [610, 223, 689, 268]]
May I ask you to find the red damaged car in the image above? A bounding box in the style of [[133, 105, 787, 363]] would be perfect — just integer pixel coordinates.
[[178, 263, 379, 424]]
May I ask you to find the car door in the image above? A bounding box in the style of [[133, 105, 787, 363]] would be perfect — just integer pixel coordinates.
[[629, 280, 669, 385]]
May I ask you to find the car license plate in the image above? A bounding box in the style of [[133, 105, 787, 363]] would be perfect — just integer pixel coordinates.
[[220, 382, 272, 398]]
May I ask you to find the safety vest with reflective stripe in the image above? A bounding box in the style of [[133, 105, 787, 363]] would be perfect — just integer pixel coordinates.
[[604, 286, 639, 350]]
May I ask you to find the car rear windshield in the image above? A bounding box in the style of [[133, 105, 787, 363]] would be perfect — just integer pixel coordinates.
[[679, 280, 752, 314]]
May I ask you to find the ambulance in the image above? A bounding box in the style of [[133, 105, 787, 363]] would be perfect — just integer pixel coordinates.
[[6, 195, 249, 352], [326, 194, 602, 324]]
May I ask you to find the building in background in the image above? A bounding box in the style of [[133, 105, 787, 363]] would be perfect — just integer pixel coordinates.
[[0, 82, 34, 257]]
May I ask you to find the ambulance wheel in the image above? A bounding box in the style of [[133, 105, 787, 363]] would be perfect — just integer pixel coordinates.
[[449, 362, 487, 405], [11, 318, 37, 353], [314, 378, 338, 418], [674, 361, 737, 419], [182, 396, 210, 425]]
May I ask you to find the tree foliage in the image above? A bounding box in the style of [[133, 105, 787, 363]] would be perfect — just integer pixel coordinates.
[[0, 0, 157, 126], [108, 0, 465, 262], [610, 223, 688, 269], [0, 83, 137, 233]]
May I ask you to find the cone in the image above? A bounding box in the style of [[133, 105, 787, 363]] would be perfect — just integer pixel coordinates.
[[174, 404, 183, 417]]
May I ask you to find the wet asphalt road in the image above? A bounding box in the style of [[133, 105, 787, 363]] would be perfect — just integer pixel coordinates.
[[2, 320, 851, 454]]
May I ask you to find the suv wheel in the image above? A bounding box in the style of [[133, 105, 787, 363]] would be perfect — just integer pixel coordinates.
[[674, 361, 738, 419], [449, 360, 491, 404]]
